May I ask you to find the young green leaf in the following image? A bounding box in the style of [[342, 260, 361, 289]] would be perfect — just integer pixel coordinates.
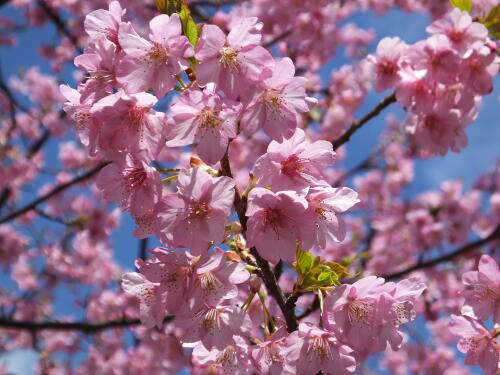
[[449, 0, 472, 13]]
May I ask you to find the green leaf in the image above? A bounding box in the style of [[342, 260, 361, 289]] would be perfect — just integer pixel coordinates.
[[179, 2, 199, 47], [449, 0, 472, 13], [296, 249, 314, 275], [480, 4, 500, 39], [155, 0, 182, 15]]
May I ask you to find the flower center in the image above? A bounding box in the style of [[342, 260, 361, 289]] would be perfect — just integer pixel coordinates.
[[147, 42, 168, 66], [188, 200, 210, 219], [202, 308, 219, 330], [128, 105, 148, 126], [262, 89, 283, 112], [198, 108, 221, 129], [122, 167, 147, 192], [219, 46, 239, 71], [280, 154, 307, 177], [217, 345, 237, 367], [308, 336, 332, 363], [199, 271, 221, 293], [346, 300, 374, 326]]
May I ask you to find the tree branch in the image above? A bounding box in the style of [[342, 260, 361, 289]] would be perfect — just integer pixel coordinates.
[[0, 162, 109, 224], [331, 92, 396, 151], [382, 225, 500, 280], [37, 0, 82, 53], [220, 149, 299, 332], [0, 316, 173, 333]]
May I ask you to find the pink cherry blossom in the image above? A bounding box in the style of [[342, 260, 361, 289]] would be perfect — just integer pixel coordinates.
[[252, 128, 335, 191], [251, 327, 291, 375], [96, 152, 162, 217], [449, 314, 499, 375], [74, 37, 118, 101], [121, 272, 165, 329], [90, 90, 166, 159], [117, 14, 194, 97], [368, 37, 407, 92], [60, 84, 99, 156], [240, 57, 317, 140], [192, 335, 253, 374], [191, 247, 250, 306], [406, 34, 460, 84], [195, 17, 274, 98], [462, 254, 500, 322], [84, 0, 124, 45], [426, 8, 488, 54], [166, 87, 242, 165], [303, 184, 360, 248], [156, 167, 235, 254], [135, 247, 191, 314], [284, 323, 356, 375], [246, 188, 308, 263], [177, 304, 252, 349]]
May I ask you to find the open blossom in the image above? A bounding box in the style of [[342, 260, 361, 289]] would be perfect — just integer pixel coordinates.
[[60, 84, 99, 155], [462, 254, 500, 322], [251, 327, 291, 375], [84, 0, 124, 45], [117, 13, 194, 97], [426, 8, 488, 54], [74, 37, 118, 101], [406, 34, 460, 84], [449, 314, 499, 375], [252, 128, 335, 191], [303, 184, 360, 248], [368, 37, 407, 92], [90, 90, 166, 159], [192, 336, 253, 374], [121, 272, 165, 329], [177, 304, 252, 350], [323, 276, 425, 360], [240, 57, 317, 140], [195, 17, 274, 98], [156, 168, 235, 254], [191, 247, 249, 306], [246, 188, 308, 264], [96, 152, 162, 217], [406, 108, 467, 156], [284, 323, 356, 375], [135, 247, 191, 314], [166, 87, 242, 165]]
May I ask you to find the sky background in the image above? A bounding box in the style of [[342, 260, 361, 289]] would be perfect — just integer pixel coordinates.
[[0, 2, 498, 374]]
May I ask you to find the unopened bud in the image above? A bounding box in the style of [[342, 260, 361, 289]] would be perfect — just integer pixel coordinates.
[[189, 156, 220, 176], [235, 234, 247, 250], [228, 221, 242, 235], [249, 274, 262, 293]]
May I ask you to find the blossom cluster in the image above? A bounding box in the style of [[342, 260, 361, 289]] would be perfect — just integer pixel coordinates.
[[1, 0, 498, 373], [369, 8, 498, 156]]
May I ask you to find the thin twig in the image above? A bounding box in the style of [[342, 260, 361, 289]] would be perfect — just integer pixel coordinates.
[[0, 162, 109, 224], [220, 149, 299, 332], [382, 225, 500, 281], [331, 92, 396, 150], [37, 0, 82, 53], [0, 316, 174, 333]]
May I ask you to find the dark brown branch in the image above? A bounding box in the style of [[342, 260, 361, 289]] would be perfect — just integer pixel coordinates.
[[220, 149, 298, 332], [37, 0, 82, 53], [0, 316, 173, 333], [382, 225, 500, 281], [263, 30, 293, 48], [0, 0, 11, 8], [331, 92, 396, 151], [191, 0, 247, 6], [0, 162, 109, 225]]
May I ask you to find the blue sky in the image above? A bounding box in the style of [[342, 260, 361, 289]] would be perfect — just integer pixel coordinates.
[[0, 3, 498, 374]]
